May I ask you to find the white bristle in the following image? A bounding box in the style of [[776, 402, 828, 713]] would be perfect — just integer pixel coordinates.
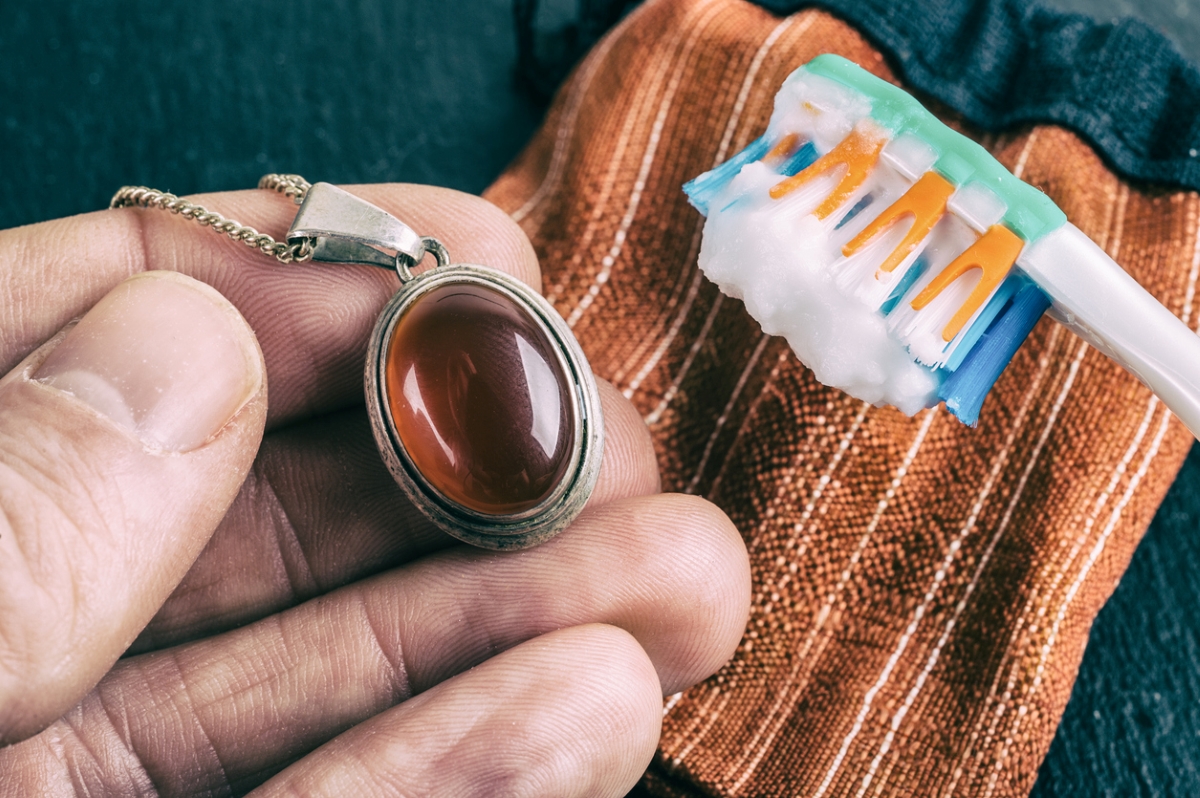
[[761, 169, 842, 226], [890, 274, 977, 365], [834, 219, 921, 310], [826, 155, 913, 250], [716, 160, 781, 212], [947, 180, 1007, 233], [880, 132, 938, 181], [885, 215, 990, 367]]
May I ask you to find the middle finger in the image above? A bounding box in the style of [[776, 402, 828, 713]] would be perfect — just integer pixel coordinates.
[[132, 378, 661, 652]]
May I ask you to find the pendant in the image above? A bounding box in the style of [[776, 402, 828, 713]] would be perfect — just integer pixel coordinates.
[[288, 183, 604, 549]]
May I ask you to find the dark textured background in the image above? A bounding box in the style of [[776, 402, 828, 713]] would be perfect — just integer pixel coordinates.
[[2, 1, 1198, 793], [0, 0, 552, 227]]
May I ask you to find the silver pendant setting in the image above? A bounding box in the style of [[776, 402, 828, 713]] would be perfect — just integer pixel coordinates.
[[288, 183, 604, 550]]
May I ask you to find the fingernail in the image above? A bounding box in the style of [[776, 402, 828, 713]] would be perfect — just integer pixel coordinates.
[[34, 271, 263, 452]]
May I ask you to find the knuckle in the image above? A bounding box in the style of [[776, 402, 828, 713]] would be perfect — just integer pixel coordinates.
[[0, 691, 157, 794]]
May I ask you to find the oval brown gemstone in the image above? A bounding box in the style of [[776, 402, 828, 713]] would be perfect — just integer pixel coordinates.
[[385, 282, 576, 515]]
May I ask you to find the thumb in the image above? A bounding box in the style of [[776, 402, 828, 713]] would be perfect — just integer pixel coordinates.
[[0, 270, 266, 744]]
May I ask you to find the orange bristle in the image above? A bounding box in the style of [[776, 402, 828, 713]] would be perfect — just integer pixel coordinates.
[[910, 224, 1023, 341], [842, 171, 955, 275], [768, 123, 886, 219]]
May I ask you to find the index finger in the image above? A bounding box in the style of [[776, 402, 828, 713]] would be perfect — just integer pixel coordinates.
[[0, 184, 542, 426]]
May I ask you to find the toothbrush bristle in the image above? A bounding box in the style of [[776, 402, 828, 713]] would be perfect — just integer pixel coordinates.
[[879, 253, 928, 315], [769, 122, 887, 218], [683, 134, 770, 214], [763, 132, 801, 165], [833, 194, 874, 231], [939, 283, 1051, 425], [944, 275, 1022, 372], [842, 171, 954, 276], [778, 141, 818, 176], [908, 224, 1023, 343]]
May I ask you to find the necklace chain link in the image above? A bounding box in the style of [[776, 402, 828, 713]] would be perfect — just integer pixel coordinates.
[[109, 174, 316, 264]]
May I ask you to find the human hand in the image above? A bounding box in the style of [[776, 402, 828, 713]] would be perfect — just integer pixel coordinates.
[[0, 186, 751, 796]]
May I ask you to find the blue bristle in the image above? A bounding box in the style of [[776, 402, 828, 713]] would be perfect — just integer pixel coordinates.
[[835, 193, 873, 230], [683, 135, 771, 215], [938, 282, 1051, 426], [943, 274, 1023, 372], [880, 253, 929, 316], [717, 195, 745, 214], [778, 140, 817, 176]]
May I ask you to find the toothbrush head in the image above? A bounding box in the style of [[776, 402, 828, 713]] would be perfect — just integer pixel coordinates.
[[683, 54, 1063, 425]]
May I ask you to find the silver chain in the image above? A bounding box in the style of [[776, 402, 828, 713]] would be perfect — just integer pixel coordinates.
[[109, 174, 316, 264]]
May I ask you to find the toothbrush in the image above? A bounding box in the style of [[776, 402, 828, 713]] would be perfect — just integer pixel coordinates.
[[684, 54, 1200, 437]]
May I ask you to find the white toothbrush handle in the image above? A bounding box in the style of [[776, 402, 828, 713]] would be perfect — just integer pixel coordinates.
[[1018, 222, 1200, 439]]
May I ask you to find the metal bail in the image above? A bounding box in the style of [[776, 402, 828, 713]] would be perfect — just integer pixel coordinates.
[[288, 182, 425, 270]]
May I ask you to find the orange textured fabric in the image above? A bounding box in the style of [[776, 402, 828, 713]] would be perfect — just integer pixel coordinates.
[[484, 1, 1199, 795]]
